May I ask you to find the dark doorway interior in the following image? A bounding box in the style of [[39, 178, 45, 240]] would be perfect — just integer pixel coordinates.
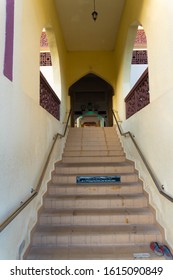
[[69, 73, 114, 127]]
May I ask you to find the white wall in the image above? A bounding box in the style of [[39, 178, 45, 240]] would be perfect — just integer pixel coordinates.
[[0, 82, 67, 259], [121, 89, 173, 247], [115, 0, 173, 248], [0, 0, 67, 259]]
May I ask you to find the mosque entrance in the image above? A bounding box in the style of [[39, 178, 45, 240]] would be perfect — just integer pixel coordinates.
[[69, 73, 114, 127]]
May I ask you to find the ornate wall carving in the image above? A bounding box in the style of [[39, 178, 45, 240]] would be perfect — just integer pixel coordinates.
[[134, 29, 147, 49], [40, 52, 52, 66], [125, 68, 150, 119], [132, 50, 148, 64], [40, 72, 60, 120], [40, 31, 49, 48]]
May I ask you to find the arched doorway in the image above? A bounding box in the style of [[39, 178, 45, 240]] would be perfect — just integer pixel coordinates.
[[69, 73, 114, 127]]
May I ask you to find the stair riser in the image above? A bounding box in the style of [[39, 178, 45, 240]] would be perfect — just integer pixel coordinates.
[[55, 165, 134, 174], [52, 174, 139, 184], [43, 197, 148, 209], [62, 156, 126, 163], [48, 185, 143, 195], [63, 151, 124, 156], [67, 137, 119, 140], [69, 139, 121, 142], [38, 214, 154, 226], [64, 146, 123, 151], [65, 141, 121, 146], [32, 232, 162, 247], [68, 135, 119, 138]]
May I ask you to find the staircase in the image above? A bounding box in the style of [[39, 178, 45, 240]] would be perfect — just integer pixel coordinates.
[[25, 127, 164, 259]]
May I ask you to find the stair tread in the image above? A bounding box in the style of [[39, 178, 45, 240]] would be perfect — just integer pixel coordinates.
[[40, 207, 152, 216], [48, 181, 142, 187], [25, 244, 165, 260], [63, 150, 124, 152], [62, 155, 124, 158], [53, 172, 138, 176], [34, 224, 161, 234], [45, 193, 145, 199], [56, 161, 134, 167]]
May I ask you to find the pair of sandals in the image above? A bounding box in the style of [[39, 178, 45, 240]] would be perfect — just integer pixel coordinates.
[[150, 242, 173, 259]]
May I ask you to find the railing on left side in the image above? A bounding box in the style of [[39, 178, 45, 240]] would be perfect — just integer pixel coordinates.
[[0, 109, 72, 232]]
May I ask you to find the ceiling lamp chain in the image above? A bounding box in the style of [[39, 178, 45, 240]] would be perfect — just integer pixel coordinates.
[[92, 0, 98, 21]]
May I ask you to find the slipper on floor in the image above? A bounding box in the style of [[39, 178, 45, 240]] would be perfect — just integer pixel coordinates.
[[159, 245, 173, 260], [150, 242, 163, 256]]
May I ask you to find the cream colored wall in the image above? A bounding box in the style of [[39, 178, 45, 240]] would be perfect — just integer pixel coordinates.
[[113, 0, 173, 248], [0, 0, 68, 259]]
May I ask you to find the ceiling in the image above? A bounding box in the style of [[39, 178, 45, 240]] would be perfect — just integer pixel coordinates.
[[54, 0, 125, 51]]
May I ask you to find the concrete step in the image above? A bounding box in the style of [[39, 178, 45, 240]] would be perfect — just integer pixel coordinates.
[[55, 162, 135, 174], [25, 244, 165, 260], [66, 137, 120, 142], [38, 207, 155, 226], [43, 193, 148, 209], [64, 145, 123, 151], [66, 133, 119, 138], [31, 224, 163, 247], [62, 155, 126, 163], [63, 150, 125, 156], [47, 182, 143, 196], [65, 140, 121, 145]]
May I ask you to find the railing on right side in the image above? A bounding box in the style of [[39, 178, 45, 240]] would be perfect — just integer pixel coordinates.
[[112, 109, 173, 203]]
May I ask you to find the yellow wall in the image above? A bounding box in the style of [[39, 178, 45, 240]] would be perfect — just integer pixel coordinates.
[[66, 51, 115, 88]]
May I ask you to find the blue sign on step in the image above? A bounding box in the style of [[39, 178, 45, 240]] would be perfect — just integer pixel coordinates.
[[76, 175, 121, 184]]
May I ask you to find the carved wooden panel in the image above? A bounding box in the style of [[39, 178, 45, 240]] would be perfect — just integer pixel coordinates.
[[132, 50, 148, 64], [40, 52, 52, 66], [40, 31, 49, 48], [125, 69, 150, 119], [40, 72, 60, 120], [134, 29, 147, 49]]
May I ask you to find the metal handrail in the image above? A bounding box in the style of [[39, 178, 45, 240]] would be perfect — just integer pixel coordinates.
[[0, 109, 72, 232], [112, 109, 173, 202], [58, 109, 72, 138]]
